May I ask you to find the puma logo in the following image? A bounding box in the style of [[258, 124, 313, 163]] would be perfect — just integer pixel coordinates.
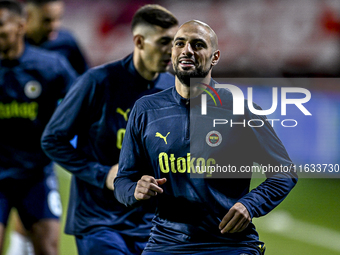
[[116, 108, 130, 121], [155, 132, 170, 144]]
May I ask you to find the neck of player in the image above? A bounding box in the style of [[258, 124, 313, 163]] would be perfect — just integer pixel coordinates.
[[175, 75, 211, 99], [133, 52, 159, 81]]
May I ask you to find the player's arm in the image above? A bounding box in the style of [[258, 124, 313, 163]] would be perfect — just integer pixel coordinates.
[[41, 71, 111, 189], [219, 202, 251, 234], [105, 164, 118, 190], [219, 103, 298, 234], [236, 102, 298, 219], [114, 103, 158, 207]]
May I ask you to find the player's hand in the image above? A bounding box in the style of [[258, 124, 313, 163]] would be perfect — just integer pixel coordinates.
[[219, 202, 251, 234], [106, 164, 119, 191], [134, 175, 167, 201]]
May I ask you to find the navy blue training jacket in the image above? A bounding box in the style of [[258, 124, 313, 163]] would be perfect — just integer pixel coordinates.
[[114, 81, 298, 253], [0, 44, 76, 180], [41, 54, 174, 237]]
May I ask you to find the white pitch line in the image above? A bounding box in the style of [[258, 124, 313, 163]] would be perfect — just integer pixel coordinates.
[[254, 210, 340, 253]]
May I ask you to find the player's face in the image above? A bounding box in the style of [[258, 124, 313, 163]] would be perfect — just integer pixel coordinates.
[[0, 9, 22, 54], [141, 25, 178, 73], [172, 23, 216, 85], [29, 1, 64, 41]]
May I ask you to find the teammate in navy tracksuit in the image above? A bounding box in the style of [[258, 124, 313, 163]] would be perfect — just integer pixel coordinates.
[[114, 20, 298, 254], [25, 0, 89, 75], [41, 5, 178, 255], [0, 1, 76, 254], [6, 1, 87, 254]]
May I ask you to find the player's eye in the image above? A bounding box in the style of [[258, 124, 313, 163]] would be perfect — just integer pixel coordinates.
[[175, 40, 185, 46], [195, 42, 205, 48]]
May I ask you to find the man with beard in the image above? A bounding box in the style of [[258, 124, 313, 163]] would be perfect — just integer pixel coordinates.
[[114, 20, 298, 254]]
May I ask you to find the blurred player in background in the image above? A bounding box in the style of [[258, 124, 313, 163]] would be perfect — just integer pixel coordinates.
[[0, 1, 77, 255], [41, 4, 178, 255], [7, 0, 88, 253], [25, 0, 88, 75], [114, 20, 298, 254]]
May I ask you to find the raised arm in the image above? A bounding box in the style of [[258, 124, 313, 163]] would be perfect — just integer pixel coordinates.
[[238, 103, 298, 218], [41, 71, 111, 188]]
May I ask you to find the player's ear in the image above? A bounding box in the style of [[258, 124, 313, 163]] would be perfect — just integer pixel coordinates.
[[211, 50, 220, 66], [133, 34, 144, 50]]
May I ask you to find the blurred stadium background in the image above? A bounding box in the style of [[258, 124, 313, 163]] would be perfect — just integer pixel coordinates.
[[6, 0, 340, 254]]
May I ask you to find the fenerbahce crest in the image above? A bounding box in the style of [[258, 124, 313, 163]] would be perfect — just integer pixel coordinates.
[[24, 81, 42, 99], [206, 131, 222, 147]]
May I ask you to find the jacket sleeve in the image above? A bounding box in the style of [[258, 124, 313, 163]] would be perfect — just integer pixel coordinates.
[[237, 102, 298, 218], [41, 71, 111, 188], [114, 103, 147, 207]]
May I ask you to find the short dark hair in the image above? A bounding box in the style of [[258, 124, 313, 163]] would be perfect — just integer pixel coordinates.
[[0, 0, 24, 16], [26, 0, 61, 6], [131, 4, 178, 32]]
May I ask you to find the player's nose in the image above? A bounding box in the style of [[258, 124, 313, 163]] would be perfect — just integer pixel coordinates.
[[182, 42, 194, 56]]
